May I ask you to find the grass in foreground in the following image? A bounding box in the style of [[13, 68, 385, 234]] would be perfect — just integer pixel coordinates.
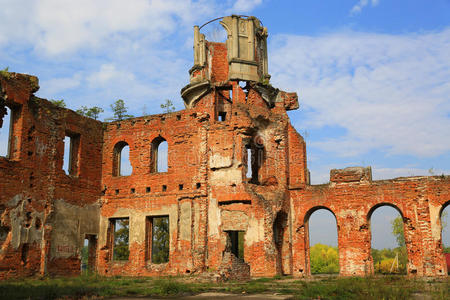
[[0, 274, 448, 300]]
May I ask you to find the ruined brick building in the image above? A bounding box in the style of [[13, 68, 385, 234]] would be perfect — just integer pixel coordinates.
[[0, 16, 449, 279]]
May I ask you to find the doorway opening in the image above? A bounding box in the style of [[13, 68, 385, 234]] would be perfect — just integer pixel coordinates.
[[82, 234, 97, 273], [226, 231, 244, 260]]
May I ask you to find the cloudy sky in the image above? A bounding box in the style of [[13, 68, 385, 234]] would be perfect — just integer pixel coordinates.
[[0, 0, 449, 249]]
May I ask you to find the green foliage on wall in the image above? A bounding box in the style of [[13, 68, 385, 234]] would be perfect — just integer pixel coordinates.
[[50, 99, 66, 108], [106, 99, 134, 121], [76, 106, 104, 120]]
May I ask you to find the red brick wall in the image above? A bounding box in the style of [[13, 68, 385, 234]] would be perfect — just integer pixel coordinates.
[[290, 176, 450, 277], [1, 36, 449, 280], [0, 73, 103, 279]]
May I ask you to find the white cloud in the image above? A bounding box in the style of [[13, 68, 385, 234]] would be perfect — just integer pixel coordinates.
[[0, 0, 216, 55], [87, 64, 135, 87], [270, 28, 450, 158], [372, 167, 449, 180], [39, 74, 82, 96], [350, 0, 379, 15], [228, 0, 263, 14]]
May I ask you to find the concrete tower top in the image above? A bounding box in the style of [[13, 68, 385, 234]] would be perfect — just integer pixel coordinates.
[[182, 15, 271, 108]]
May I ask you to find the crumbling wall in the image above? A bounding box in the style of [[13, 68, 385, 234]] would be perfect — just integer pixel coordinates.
[[1, 15, 449, 280], [98, 111, 209, 276], [0, 72, 103, 278], [290, 168, 450, 277]]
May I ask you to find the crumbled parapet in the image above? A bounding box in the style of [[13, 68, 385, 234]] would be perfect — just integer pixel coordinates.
[[278, 91, 299, 111], [330, 166, 372, 183]]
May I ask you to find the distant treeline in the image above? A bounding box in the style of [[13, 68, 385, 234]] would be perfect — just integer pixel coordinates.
[[310, 244, 450, 275]]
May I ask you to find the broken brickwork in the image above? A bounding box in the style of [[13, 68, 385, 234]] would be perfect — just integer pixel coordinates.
[[0, 16, 449, 279]]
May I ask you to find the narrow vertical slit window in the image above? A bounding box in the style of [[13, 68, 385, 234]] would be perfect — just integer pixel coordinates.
[[244, 138, 263, 184], [0, 106, 12, 157], [246, 145, 252, 179], [146, 216, 169, 264], [62, 133, 80, 176], [62, 136, 71, 174]]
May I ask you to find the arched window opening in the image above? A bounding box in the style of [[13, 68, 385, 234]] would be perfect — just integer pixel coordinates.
[[151, 137, 168, 173], [0, 106, 12, 157], [307, 208, 339, 275], [113, 142, 132, 177], [203, 22, 227, 43], [369, 205, 407, 275], [440, 204, 450, 274]]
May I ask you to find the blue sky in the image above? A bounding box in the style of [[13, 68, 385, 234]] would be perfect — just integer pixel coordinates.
[[0, 0, 449, 249]]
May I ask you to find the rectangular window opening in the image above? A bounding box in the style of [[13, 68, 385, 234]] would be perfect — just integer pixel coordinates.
[[226, 230, 245, 260], [162, 185, 167, 192], [146, 216, 169, 264], [146, 187, 151, 193], [245, 143, 262, 184], [62, 132, 80, 176], [215, 89, 231, 122], [218, 111, 227, 122], [179, 184, 183, 190], [246, 146, 252, 179], [0, 106, 13, 158], [109, 218, 129, 261]]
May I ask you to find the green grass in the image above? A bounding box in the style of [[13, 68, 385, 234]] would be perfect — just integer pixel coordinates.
[[0, 274, 448, 300]]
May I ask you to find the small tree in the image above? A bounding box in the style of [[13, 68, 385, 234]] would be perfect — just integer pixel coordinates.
[[392, 211, 447, 248], [151, 217, 170, 263], [106, 99, 134, 121], [0, 67, 11, 79], [113, 219, 130, 260], [50, 99, 66, 108], [160, 99, 175, 113], [391, 217, 406, 247], [76, 106, 104, 120]]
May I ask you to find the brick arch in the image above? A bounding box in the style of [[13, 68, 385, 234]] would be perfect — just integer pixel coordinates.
[[439, 200, 450, 275], [367, 202, 404, 221], [303, 205, 338, 224], [439, 200, 450, 219], [366, 202, 408, 275], [302, 206, 339, 276]]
